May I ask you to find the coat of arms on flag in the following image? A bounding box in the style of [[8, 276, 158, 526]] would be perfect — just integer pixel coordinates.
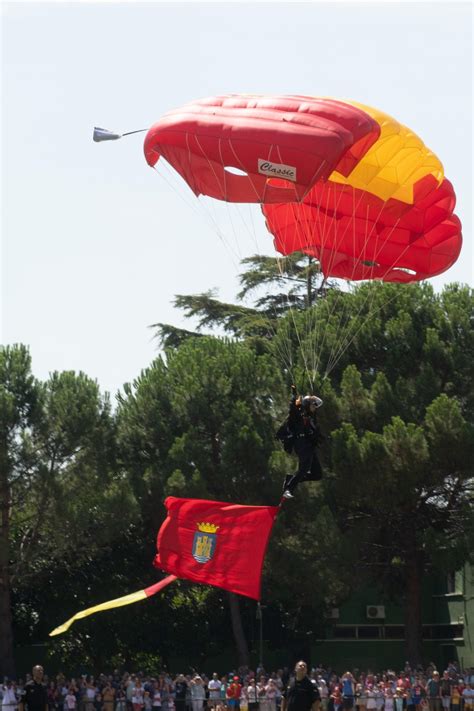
[[192, 521, 219, 563], [154, 496, 279, 599]]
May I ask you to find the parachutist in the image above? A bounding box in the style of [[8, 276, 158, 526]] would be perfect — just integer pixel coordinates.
[[276, 385, 323, 499]]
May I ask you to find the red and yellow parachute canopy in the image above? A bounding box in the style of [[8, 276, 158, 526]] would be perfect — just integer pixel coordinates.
[[144, 95, 461, 283]]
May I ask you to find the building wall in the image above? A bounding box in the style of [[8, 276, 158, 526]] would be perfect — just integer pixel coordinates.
[[312, 563, 474, 670]]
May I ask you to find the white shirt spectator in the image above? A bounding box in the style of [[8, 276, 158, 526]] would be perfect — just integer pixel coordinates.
[[367, 690, 377, 710], [247, 686, 258, 704], [2, 686, 17, 711], [462, 688, 474, 709], [208, 680, 221, 702], [132, 687, 145, 706]]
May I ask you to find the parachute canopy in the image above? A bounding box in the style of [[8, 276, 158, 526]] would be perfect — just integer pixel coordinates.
[[262, 100, 462, 282], [144, 95, 462, 282]]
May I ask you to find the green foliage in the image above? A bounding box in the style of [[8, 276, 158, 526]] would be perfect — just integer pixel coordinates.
[[4, 275, 474, 671]]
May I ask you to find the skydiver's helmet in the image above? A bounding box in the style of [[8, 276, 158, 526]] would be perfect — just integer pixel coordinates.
[[302, 395, 323, 412]]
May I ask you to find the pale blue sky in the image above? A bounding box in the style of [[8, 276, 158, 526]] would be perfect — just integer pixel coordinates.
[[2, 1, 473, 396]]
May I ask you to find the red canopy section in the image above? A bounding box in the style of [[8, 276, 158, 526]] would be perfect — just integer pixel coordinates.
[[264, 176, 462, 282], [144, 95, 380, 203]]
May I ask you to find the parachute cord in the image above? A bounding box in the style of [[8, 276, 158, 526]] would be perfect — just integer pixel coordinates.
[[321, 187, 383, 375], [276, 252, 315, 391], [323, 199, 385, 377], [323, 212, 370, 376], [299, 182, 361, 381], [154, 142, 300, 383], [260, 256, 299, 386], [322, 290, 401, 379], [153, 160, 241, 271], [310, 183, 356, 378], [273, 148, 329, 389], [323, 191, 393, 376], [226, 137, 312, 384], [324, 211, 412, 377], [272, 208, 307, 383], [325, 230, 415, 377], [161, 135, 302, 381], [152, 164, 202, 218]]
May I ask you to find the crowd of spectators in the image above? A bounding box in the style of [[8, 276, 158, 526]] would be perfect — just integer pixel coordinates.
[[2, 661, 474, 711]]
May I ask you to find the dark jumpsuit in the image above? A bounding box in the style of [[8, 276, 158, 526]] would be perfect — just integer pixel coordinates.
[[283, 393, 323, 494]]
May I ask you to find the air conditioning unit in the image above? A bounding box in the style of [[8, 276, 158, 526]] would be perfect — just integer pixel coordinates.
[[366, 605, 386, 619], [327, 608, 340, 619]]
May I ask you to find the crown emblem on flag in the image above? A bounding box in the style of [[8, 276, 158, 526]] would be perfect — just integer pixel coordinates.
[[196, 522, 220, 533], [192, 521, 219, 563]]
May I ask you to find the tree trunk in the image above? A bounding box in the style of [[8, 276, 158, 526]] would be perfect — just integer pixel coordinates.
[[227, 591, 249, 667], [404, 551, 424, 667], [0, 445, 15, 676]]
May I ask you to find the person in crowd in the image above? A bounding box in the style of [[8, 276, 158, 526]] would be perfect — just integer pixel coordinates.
[[151, 681, 162, 711], [190, 678, 206, 711], [46, 682, 59, 711], [174, 676, 187, 711], [439, 672, 451, 711], [93, 692, 102, 711], [394, 688, 405, 711], [450, 681, 462, 711], [226, 679, 242, 711], [64, 689, 76, 711], [184, 678, 193, 711], [246, 680, 258, 711], [281, 662, 320, 711], [217, 677, 228, 711], [317, 681, 328, 711], [132, 680, 145, 711], [102, 683, 115, 711], [355, 682, 367, 711], [2, 680, 18, 711], [161, 676, 173, 711], [409, 682, 425, 711], [143, 692, 153, 711], [330, 687, 342, 711], [116, 686, 127, 711], [366, 684, 376, 711], [239, 683, 248, 711], [374, 683, 384, 711], [384, 688, 394, 711], [341, 674, 355, 711], [208, 675, 221, 711], [125, 678, 136, 711], [462, 682, 474, 711], [426, 673, 441, 711], [84, 682, 97, 711], [257, 678, 268, 711], [264, 680, 277, 711], [19, 666, 48, 711]]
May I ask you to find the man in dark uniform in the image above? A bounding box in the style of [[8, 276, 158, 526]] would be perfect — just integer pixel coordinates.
[[19, 666, 48, 711], [174, 674, 188, 711], [280, 386, 324, 499], [281, 661, 320, 711]]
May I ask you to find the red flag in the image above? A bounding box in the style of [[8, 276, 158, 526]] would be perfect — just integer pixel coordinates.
[[153, 497, 279, 600]]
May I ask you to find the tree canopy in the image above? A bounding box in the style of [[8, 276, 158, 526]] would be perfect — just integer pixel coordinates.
[[1, 268, 473, 674]]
